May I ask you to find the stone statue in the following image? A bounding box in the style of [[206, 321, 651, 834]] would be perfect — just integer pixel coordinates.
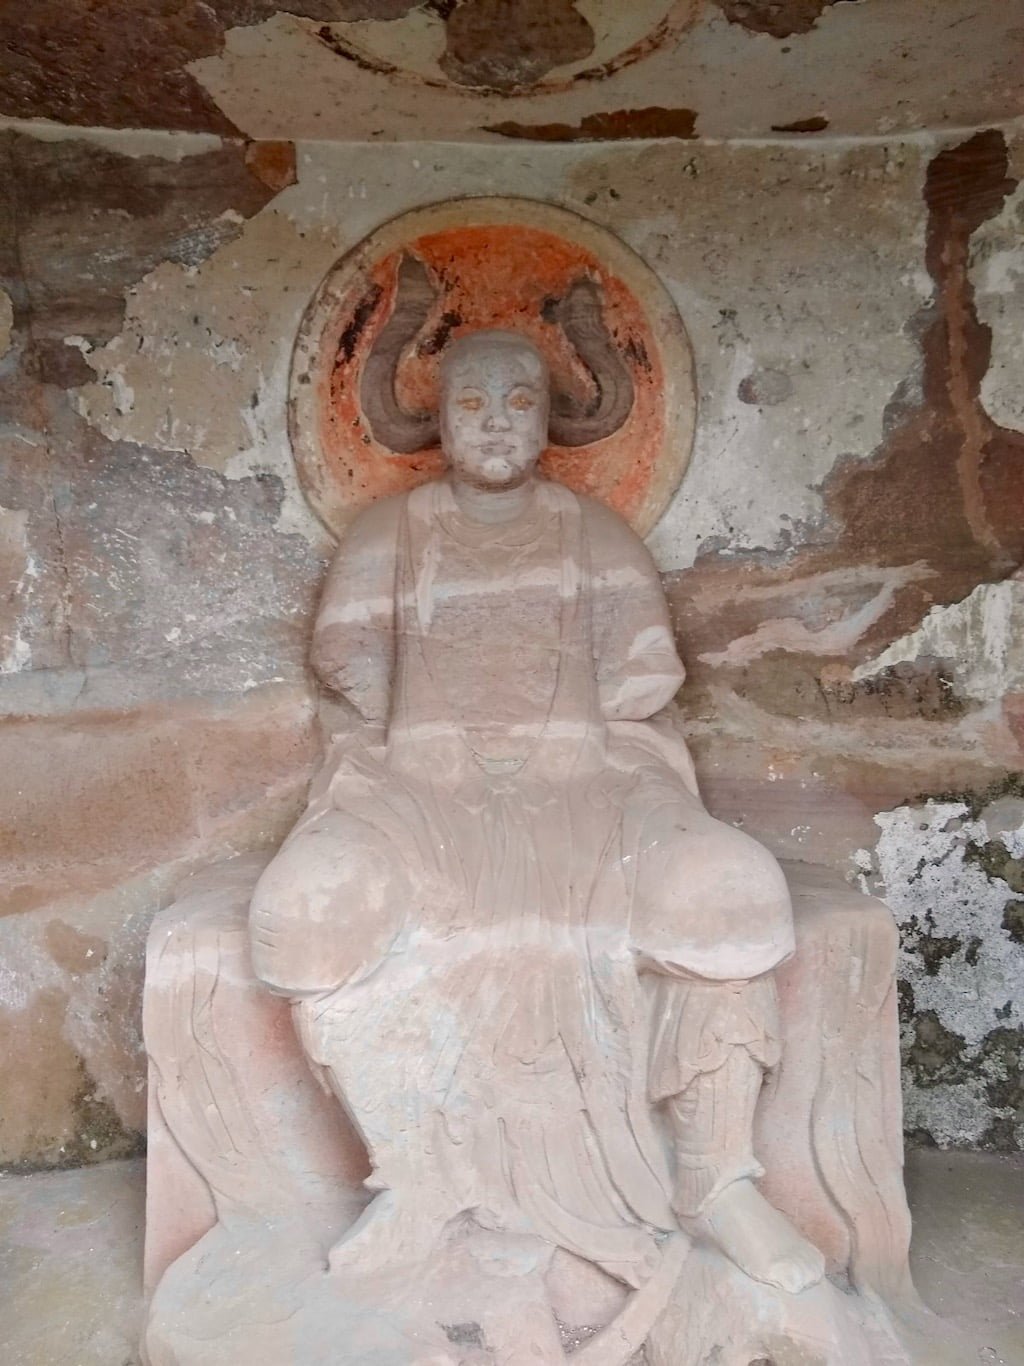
[[252, 328, 819, 1294], [141, 327, 931, 1364]]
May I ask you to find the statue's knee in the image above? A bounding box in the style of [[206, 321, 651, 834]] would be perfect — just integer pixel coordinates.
[[249, 816, 403, 995], [641, 812, 788, 917]]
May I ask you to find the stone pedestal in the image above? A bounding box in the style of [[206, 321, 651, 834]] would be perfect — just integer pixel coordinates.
[[142, 854, 921, 1365]]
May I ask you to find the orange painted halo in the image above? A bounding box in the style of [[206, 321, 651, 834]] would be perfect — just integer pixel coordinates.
[[289, 198, 696, 538]]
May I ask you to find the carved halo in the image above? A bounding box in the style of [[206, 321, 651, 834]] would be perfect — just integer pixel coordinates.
[[289, 197, 696, 537]]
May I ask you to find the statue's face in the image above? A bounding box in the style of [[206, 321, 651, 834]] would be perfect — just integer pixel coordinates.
[[439, 339, 549, 490]]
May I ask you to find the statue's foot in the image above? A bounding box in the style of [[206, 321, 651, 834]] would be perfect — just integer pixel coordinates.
[[692, 1179, 825, 1295], [328, 1190, 448, 1277]]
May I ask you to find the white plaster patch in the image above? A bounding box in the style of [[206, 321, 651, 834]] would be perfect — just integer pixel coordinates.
[[605, 141, 929, 568], [853, 580, 1024, 702], [872, 799, 1024, 1148], [973, 128, 1024, 435], [0, 505, 38, 675], [699, 564, 931, 666], [0, 116, 224, 162]]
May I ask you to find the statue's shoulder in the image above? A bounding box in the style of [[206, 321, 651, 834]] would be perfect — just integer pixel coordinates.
[[571, 490, 653, 566], [337, 489, 410, 555]]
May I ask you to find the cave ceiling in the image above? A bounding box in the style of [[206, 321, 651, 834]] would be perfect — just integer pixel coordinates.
[[1, 0, 1022, 142]]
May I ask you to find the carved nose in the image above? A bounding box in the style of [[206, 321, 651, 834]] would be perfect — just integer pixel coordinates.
[[484, 408, 512, 431]]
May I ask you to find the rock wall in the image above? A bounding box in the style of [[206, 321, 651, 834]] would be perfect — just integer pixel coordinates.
[[1, 118, 1021, 1166]]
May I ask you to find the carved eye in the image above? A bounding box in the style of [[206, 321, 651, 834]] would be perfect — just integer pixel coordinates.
[[457, 395, 484, 412], [509, 393, 535, 411]]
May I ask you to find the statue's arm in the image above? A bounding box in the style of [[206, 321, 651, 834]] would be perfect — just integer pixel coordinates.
[[311, 497, 402, 722], [582, 497, 685, 720]]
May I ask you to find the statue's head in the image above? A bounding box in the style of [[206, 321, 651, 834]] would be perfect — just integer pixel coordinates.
[[359, 257, 634, 459], [439, 331, 549, 491]]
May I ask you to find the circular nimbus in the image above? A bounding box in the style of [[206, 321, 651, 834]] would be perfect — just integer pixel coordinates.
[[289, 197, 695, 538]]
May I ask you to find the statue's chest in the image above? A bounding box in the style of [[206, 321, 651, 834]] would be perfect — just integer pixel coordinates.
[[421, 534, 569, 733]]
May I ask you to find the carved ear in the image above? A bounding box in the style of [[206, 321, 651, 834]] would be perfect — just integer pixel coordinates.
[[547, 276, 635, 447], [360, 253, 441, 454]]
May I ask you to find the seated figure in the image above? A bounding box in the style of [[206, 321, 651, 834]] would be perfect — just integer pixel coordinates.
[[251, 331, 818, 1301], [143, 329, 926, 1366]]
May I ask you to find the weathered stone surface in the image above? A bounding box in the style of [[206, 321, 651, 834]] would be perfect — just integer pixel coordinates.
[[0, 1, 399, 134], [0, 129, 323, 1168], [866, 788, 1024, 1150], [0, 131, 286, 356], [486, 108, 698, 141], [2, 112, 1023, 1165], [0, 688, 318, 1170], [713, 0, 852, 39], [186, 0, 1024, 143], [4, 1, 1021, 141], [441, 0, 595, 92]]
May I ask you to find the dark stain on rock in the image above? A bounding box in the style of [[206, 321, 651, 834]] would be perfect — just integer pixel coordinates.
[[486, 107, 699, 142], [729, 655, 969, 726], [965, 839, 1024, 894], [419, 310, 463, 357], [668, 130, 1024, 745], [442, 1322, 487, 1348], [62, 1064, 146, 1169], [902, 912, 964, 977], [442, 0, 594, 93], [0, 1, 395, 133], [336, 283, 385, 365], [245, 140, 298, 194], [924, 772, 1024, 822], [738, 367, 794, 405], [714, 0, 856, 39], [25, 340, 95, 390], [977, 1026, 1023, 1149], [316, 22, 400, 75], [823, 662, 967, 722], [819, 131, 1023, 631], [980, 1116, 1019, 1150], [904, 1126, 939, 1149], [44, 920, 107, 976], [1, 131, 287, 367], [0, 0, 239, 134], [897, 977, 916, 1025], [624, 335, 652, 373], [905, 1009, 967, 1087], [1003, 901, 1024, 945], [771, 116, 830, 133]]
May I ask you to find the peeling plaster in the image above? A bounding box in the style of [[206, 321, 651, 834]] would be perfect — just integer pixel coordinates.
[[854, 580, 1024, 703], [72, 220, 331, 548], [571, 139, 930, 568], [0, 505, 36, 674], [973, 129, 1024, 436], [699, 563, 929, 667], [185, 2, 1024, 143], [870, 796, 1024, 1149], [70, 137, 931, 567], [0, 117, 224, 162]]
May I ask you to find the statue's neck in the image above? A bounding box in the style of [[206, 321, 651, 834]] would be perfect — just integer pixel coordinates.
[[449, 476, 538, 526]]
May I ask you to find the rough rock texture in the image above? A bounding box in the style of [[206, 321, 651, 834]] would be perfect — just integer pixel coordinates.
[[0, 130, 324, 1170], [1, 114, 1022, 1163], [2, 1, 1022, 141]]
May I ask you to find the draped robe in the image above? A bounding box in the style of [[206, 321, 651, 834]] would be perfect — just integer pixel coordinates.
[[251, 477, 794, 1286]]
